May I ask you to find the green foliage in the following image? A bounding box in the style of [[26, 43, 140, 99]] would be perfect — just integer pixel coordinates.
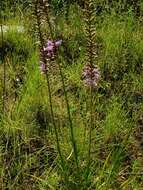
[[0, 30, 34, 63], [0, 1, 143, 189]]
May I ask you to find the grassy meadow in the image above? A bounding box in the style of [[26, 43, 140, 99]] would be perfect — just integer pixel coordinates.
[[0, 0, 143, 189]]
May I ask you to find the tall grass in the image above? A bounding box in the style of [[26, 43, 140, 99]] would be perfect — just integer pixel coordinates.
[[0, 1, 143, 189]]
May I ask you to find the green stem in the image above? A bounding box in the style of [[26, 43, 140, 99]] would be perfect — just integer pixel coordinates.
[[84, 0, 96, 180], [57, 60, 79, 172], [45, 72, 65, 167], [85, 86, 93, 180], [1, 23, 6, 116], [34, 0, 67, 183]]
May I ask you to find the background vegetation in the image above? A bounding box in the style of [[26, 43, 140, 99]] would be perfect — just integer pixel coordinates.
[[0, 0, 143, 189]]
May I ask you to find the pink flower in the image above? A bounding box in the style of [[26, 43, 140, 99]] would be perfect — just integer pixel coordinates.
[[81, 64, 100, 87], [55, 40, 62, 47], [44, 40, 55, 51], [39, 39, 62, 74], [44, 39, 62, 59]]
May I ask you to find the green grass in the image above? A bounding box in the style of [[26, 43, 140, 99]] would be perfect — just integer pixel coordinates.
[[0, 1, 143, 190]]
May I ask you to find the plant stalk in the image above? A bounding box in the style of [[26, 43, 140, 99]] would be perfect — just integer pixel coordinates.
[[57, 59, 79, 172], [34, 0, 68, 185], [1, 23, 6, 116]]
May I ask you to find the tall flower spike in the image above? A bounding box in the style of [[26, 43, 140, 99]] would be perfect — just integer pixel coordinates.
[[39, 39, 62, 73], [44, 39, 62, 59], [83, 1, 101, 180], [84, 0, 97, 66], [81, 0, 100, 87]]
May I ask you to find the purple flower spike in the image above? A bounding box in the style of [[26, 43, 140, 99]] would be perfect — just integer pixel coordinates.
[[44, 40, 54, 51], [39, 39, 62, 74], [81, 64, 100, 87], [46, 40, 54, 46]]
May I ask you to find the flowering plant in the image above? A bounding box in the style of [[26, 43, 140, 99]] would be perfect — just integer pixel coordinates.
[[81, 64, 100, 87], [39, 39, 62, 73]]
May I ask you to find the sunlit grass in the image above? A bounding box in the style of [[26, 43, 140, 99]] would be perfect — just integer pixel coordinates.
[[0, 1, 143, 189]]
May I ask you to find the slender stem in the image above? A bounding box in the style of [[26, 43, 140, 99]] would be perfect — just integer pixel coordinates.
[[84, 0, 96, 180], [83, 92, 88, 147], [52, 6, 79, 170], [45, 73, 69, 189], [89, 87, 93, 157], [86, 86, 93, 179], [1, 19, 6, 188], [1, 23, 6, 116], [34, 0, 68, 184], [57, 60, 79, 171], [45, 72, 65, 167]]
